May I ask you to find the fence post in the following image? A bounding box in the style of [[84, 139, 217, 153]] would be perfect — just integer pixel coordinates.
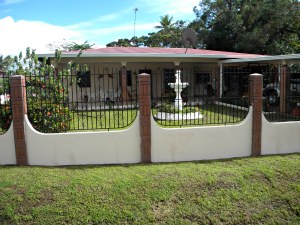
[[10, 75, 28, 165], [249, 73, 263, 156], [280, 65, 287, 113], [121, 66, 128, 103], [138, 73, 151, 163]]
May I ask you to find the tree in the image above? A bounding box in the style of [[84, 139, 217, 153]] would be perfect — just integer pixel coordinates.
[[106, 38, 135, 47], [154, 14, 174, 33], [106, 17, 187, 48], [47, 40, 94, 52], [0, 55, 14, 73], [63, 41, 95, 51], [6, 48, 72, 133], [191, 0, 300, 54]]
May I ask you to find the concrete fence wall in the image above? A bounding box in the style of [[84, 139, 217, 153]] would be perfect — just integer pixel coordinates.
[[0, 73, 299, 166], [0, 125, 16, 165]]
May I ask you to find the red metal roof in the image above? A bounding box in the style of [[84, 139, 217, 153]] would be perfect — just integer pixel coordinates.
[[63, 47, 264, 59]]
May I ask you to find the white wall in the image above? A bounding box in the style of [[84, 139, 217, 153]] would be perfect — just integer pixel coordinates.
[[262, 116, 300, 155], [25, 116, 141, 166], [0, 124, 16, 165], [152, 108, 253, 162]]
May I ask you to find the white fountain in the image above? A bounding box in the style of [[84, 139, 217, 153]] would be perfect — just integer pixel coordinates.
[[155, 69, 203, 120], [168, 70, 188, 111]]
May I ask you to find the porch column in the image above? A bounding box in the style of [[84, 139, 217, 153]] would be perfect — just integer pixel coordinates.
[[138, 73, 151, 163], [10, 75, 28, 165], [249, 73, 263, 156], [280, 65, 287, 113], [217, 64, 222, 98], [121, 65, 128, 103]]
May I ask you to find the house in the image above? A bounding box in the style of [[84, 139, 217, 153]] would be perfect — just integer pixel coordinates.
[[38, 47, 265, 107]]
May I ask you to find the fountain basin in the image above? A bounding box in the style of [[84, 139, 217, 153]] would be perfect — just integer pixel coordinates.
[[155, 112, 203, 120]]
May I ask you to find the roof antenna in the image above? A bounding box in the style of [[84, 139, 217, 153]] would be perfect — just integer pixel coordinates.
[[181, 28, 197, 53], [133, 8, 138, 45]]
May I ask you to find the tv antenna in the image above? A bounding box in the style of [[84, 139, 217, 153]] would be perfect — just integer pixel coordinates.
[[133, 8, 138, 44], [181, 28, 197, 53]]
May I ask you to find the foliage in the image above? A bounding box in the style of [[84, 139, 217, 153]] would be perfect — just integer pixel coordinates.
[[0, 103, 11, 132], [62, 40, 95, 51], [25, 74, 72, 133], [106, 16, 187, 48], [0, 77, 9, 95], [0, 76, 11, 133], [0, 154, 299, 224], [47, 40, 94, 52], [191, 0, 300, 54], [158, 103, 180, 113], [158, 103, 198, 113], [0, 55, 14, 74], [47, 40, 95, 58], [10, 47, 72, 133]]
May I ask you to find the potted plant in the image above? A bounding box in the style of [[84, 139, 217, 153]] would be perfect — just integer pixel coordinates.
[[290, 99, 300, 116]]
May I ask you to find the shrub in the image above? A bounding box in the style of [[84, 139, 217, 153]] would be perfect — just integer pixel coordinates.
[[0, 103, 12, 132], [27, 103, 71, 132], [158, 103, 179, 113], [12, 48, 72, 133], [158, 103, 198, 114]]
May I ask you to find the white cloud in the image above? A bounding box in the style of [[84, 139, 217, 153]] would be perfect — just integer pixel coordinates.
[[0, 16, 81, 55], [138, 0, 199, 20], [0, 1, 199, 55], [0, 16, 156, 55], [66, 9, 131, 30]]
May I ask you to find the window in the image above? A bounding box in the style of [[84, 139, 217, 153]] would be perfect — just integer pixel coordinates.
[[163, 69, 175, 90], [195, 72, 209, 84], [77, 71, 91, 88], [127, 70, 132, 86]]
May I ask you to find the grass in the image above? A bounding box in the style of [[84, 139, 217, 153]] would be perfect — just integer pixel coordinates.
[[152, 104, 248, 127], [69, 108, 138, 131], [0, 154, 299, 224]]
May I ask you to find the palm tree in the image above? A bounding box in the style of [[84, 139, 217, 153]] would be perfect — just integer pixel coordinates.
[[154, 14, 174, 33]]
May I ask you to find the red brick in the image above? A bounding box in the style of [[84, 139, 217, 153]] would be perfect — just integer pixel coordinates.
[[249, 73, 262, 156], [10, 75, 28, 165], [138, 73, 151, 163]]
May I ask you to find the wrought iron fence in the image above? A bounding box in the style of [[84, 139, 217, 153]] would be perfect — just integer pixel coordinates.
[[26, 65, 138, 133], [151, 66, 249, 127], [261, 65, 300, 122], [0, 74, 11, 134]]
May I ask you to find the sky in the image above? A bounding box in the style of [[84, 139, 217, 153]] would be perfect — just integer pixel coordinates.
[[0, 0, 200, 56]]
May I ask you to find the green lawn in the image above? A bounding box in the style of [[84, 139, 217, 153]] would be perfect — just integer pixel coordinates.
[[69, 108, 138, 131], [0, 154, 299, 224], [152, 104, 248, 127]]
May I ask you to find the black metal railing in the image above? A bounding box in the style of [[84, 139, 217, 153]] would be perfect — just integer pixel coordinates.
[[151, 66, 249, 127], [0, 75, 11, 134], [26, 66, 138, 133], [262, 65, 300, 122]]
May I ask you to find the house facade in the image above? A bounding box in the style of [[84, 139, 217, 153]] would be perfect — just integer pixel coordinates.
[[39, 47, 264, 107]]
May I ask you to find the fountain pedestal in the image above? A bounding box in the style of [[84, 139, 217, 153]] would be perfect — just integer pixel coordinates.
[[155, 69, 203, 121], [168, 70, 188, 111]]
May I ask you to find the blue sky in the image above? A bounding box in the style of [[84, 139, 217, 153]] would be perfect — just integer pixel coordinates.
[[0, 0, 200, 55]]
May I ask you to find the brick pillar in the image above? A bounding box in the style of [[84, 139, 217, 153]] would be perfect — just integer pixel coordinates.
[[10, 75, 28, 165], [280, 65, 287, 113], [121, 66, 128, 103], [138, 73, 151, 163], [249, 73, 263, 156]]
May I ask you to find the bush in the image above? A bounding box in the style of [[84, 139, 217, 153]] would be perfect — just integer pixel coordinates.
[[0, 103, 12, 131], [158, 103, 198, 114], [26, 72, 72, 133], [27, 103, 71, 132], [13, 48, 72, 133]]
